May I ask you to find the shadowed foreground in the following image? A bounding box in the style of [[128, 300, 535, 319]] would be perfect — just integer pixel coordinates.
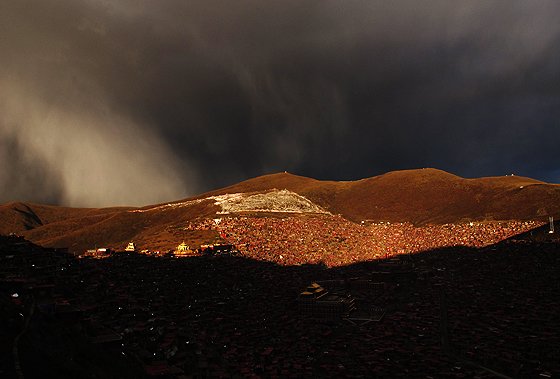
[[1, 234, 559, 378]]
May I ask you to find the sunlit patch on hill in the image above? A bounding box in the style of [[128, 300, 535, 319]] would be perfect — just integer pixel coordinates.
[[131, 189, 331, 215], [216, 189, 331, 214]]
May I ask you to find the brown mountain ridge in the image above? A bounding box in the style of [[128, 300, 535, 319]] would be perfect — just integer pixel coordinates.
[[2, 168, 560, 254]]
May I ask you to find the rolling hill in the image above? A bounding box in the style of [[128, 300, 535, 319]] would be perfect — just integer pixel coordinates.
[[2, 168, 560, 254]]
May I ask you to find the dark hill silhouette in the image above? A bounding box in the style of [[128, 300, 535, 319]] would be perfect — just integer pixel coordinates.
[[2, 168, 560, 254]]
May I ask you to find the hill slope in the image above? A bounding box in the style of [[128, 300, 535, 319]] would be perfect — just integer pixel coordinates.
[[189, 168, 560, 224], [2, 168, 560, 254]]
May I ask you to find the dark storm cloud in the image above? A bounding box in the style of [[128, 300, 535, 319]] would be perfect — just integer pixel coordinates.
[[1, 1, 560, 206]]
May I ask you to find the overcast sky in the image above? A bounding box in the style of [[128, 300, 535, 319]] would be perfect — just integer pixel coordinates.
[[1, 0, 560, 207]]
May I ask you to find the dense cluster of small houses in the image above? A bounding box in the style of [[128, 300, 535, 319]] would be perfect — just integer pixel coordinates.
[[82, 217, 543, 265], [212, 216, 543, 266]]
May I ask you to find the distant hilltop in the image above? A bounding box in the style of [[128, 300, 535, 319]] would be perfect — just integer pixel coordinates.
[[180, 168, 560, 224], [1, 168, 560, 254]]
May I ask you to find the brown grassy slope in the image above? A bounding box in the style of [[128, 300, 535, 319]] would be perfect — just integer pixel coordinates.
[[23, 199, 220, 253], [328, 169, 558, 225], [0, 202, 133, 235], [0, 202, 45, 233], [327, 169, 468, 224]]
